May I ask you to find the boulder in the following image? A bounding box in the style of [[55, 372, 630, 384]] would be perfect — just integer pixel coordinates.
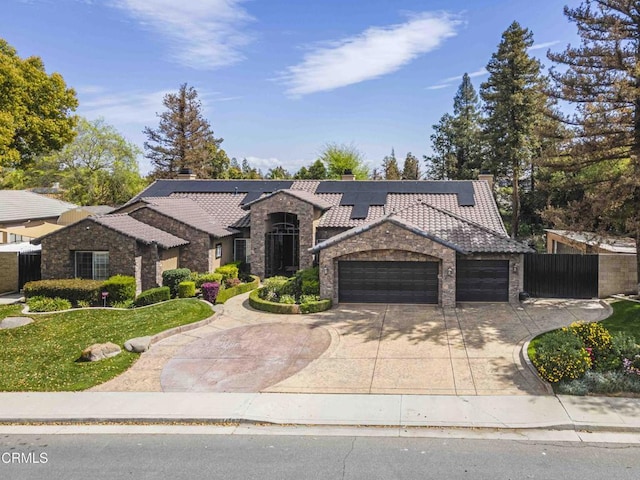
[[0, 317, 33, 329], [81, 342, 121, 362], [124, 336, 152, 353]]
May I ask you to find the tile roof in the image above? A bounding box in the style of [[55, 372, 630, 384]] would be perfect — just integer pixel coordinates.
[[91, 214, 189, 249], [241, 189, 333, 211], [0, 190, 77, 223], [140, 197, 238, 237], [312, 201, 532, 254]]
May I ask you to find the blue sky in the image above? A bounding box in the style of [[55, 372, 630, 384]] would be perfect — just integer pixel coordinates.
[[3, 0, 582, 175]]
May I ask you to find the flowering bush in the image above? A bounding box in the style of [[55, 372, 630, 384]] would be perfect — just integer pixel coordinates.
[[623, 355, 640, 377], [201, 282, 220, 304], [532, 329, 592, 383], [566, 322, 613, 370]]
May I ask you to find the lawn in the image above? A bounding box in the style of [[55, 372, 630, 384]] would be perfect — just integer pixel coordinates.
[[0, 299, 213, 391], [599, 300, 640, 339]]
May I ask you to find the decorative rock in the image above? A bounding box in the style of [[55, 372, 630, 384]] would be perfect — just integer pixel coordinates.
[[0, 317, 33, 329], [81, 342, 121, 362], [124, 336, 152, 353]]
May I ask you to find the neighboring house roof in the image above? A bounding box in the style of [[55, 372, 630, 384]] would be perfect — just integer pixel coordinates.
[[138, 197, 239, 238], [130, 179, 507, 236], [90, 215, 189, 249], [0, 190, 77, 223], [546, 229, 636, 254], [241, 189, 333, 211], [311, 202, 532, 254], [1, 222, 64, 240], [79, 205, 115, 215], [0, 242, 41, 253]]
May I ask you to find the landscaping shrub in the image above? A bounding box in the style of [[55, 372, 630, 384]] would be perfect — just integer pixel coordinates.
[[215, 264, 239, 282], [191, 272, 223, 288], [225, 277, 241, 289], [111, 300, 134, 309], [178, 281, 196, 298], [201, 282, 220, 304], [567, 321, 613, 370], [102, 275, 136, 304], [295, 266, 320, 296], [531, 329, 592, 383], [24, 279, 103, 306], [299, 294, 320, 304], [27, 296, 72, 312], [249, 289, 299, 314], [279, 294, 296, 304], [215, 275, 259, 304], [134, 286, 171, 307], [162, 268, 191, 297], [299, 298, 332, 314], [76, 300, 91, 309], [556, 370, 640, 395], [259, 276, 289, 301]]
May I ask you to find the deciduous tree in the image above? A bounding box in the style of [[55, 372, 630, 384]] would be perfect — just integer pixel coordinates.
[[320, 143, 369, 180]]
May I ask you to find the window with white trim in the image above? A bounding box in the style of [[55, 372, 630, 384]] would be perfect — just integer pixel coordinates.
[[215, 243, 222, 259], [234, 238, 250, 263], [75, 251, 109, 280]]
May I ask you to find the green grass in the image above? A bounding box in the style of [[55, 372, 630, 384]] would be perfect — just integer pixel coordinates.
[[600, 300, 640, 339], [0, 304, 23, 320], [0, 299, 213, 392]]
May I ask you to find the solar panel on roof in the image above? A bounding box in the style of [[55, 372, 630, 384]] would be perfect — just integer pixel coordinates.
[[129, 180, 294, 205], [315, 181, 475, 220]]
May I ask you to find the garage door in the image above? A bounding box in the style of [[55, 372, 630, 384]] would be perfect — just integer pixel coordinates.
[[338, 261, 438, 303], [456, 260, 509, 302]]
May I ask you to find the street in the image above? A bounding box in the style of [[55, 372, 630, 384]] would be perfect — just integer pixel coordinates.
[[1, 433, 639, 480]]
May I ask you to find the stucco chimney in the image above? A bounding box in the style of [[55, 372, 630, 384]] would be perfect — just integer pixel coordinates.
[[478, 173, 494, 191], [341, 169, 355, 181], [177, 168, 197, 180]]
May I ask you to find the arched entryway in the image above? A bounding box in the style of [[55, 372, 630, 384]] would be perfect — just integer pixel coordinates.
[[265, 212, 299, 277]]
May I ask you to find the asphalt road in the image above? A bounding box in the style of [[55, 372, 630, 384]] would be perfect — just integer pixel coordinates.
[[1, 434, 639, 480]]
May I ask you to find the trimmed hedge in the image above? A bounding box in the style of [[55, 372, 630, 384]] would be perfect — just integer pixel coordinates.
[[178, 281, 196, 298], [134, 286, 171, 307], [300, 298, 332, 314], [250, 288, 332, 314], [191, 272, 223, 288], [215, 264, 239, 282], [162, 268, 191, 297], [249, 289, 300, 314], [102, 275, 136, 304], [215, 275, 259, 304], [201, 282, 220, 304], [24, 279, 103, 306]]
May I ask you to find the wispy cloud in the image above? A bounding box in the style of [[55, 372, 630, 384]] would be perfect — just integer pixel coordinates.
[[280, 12, 460, 97], [245, 156, 281, 171], [529, 40, 560, 51], [110, 0, 254, 69], [427, 67, 488, 90], [79, 89, 172, 125]]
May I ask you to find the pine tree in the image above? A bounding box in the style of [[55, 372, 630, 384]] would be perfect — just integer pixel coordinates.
[[547, 1, 640, 283], [382, 148, 401, 179], [402, 152, 421, 180], [424, 74, 483, 180], [480, 22, 547, 238], [144, 83, 222, 179]]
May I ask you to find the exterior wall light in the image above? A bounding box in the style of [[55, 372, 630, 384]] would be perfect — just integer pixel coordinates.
[[447, 267, 453, 277], [513, 263, 518, 273]]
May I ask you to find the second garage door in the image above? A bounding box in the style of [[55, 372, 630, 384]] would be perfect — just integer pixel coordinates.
[[338, 261, 438, 303], [456, 259, 510, 302]]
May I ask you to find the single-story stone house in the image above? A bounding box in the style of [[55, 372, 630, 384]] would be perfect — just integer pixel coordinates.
[[35, 174, 532, 306]]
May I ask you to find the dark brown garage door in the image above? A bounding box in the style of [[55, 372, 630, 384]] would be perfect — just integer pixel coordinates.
[[456, 259, 509, 302], [338, 261, 438, 303]]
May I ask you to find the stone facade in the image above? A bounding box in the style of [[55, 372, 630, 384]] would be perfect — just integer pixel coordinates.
[[0, 252, 18, 293], [40, 218, 167, 293], [598, 254, 638, 297], [458, 253, 523, 304], [249, 192, 318, 279], [317, 221, 457, 308], [129, 208, 212, 273]]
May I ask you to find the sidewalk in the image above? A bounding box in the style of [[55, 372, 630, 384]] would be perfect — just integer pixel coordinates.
[[1, 392, 639, 433]]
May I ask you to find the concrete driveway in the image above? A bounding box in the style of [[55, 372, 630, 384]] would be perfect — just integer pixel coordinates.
[[91, 294, 610, 395]]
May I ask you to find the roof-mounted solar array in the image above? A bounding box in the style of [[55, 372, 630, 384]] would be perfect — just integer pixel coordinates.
[[130, 180, 294, 205], [315, 181, 476, 219]]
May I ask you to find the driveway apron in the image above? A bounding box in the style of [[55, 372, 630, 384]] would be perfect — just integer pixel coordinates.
[[90, 294, 609, 395]]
